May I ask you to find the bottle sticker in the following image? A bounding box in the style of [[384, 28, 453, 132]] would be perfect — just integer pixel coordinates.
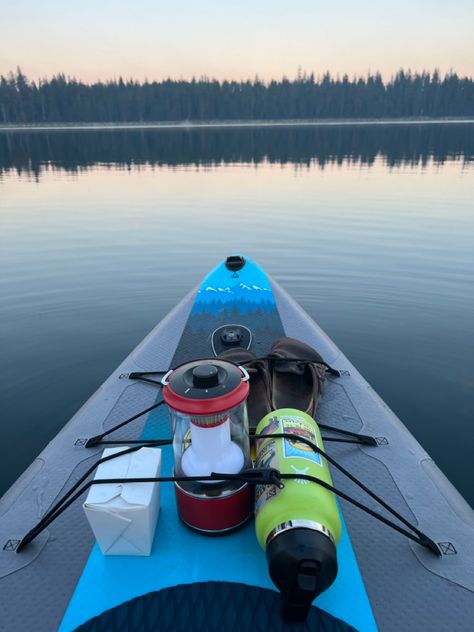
[[281, 415, 322, 466], [255, 415, 279, 453], [255, 480, 280, 516], [255, 437, 278, 470], [254, 435, 280, 515]]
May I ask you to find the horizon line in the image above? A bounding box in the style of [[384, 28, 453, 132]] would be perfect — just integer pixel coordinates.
[[2, 117, 474, 133]]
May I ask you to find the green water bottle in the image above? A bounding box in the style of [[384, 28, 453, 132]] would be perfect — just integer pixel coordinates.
[[255, 408, 342, 621]]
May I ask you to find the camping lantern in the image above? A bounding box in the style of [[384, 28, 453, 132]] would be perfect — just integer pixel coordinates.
[[162, 359, 253, 533]]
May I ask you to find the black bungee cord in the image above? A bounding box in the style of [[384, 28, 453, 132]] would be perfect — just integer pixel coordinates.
[[16, 358, 440, 555], [17, 430, 440, 556], [86, 368, 376, 448]]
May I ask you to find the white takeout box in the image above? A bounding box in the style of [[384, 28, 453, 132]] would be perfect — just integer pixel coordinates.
[[83, 446, 161, 556]]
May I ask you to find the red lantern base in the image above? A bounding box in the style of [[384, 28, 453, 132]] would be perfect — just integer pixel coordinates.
[[175, 481, 254, 533]]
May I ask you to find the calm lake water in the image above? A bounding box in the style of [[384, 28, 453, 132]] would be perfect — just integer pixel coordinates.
[[0, 123, 473, 506]]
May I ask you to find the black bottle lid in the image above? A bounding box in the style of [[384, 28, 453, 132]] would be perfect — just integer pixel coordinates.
[[265, 527, 338, 622]]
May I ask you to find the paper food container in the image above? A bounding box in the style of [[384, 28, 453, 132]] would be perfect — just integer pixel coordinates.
[[83, 446, 161, 556]]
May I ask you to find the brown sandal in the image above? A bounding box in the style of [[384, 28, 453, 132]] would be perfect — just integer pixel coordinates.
[[268, 336, 328, 417], [218, 348, 272, 429]]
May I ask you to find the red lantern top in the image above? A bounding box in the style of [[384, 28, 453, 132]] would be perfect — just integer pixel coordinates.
[[162, 359, 249, 415]]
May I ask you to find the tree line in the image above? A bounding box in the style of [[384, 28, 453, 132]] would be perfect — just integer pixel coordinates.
[[0, 69, 473, 123]]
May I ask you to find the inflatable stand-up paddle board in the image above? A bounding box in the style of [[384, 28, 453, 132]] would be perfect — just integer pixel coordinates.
[[1, 255, 473, 631]]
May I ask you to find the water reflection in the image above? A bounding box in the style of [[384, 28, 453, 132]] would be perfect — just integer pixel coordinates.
[[0, 124, 473, 506], [1, 123, 473, 177]]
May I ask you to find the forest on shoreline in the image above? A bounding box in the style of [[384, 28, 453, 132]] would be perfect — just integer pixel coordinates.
[[1, 69, 473, 123]]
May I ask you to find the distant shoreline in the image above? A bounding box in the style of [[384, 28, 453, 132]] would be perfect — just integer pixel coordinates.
[[1, 117, 474, 132]]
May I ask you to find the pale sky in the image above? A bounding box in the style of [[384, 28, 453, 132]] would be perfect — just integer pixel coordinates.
[[1, 0, 473, 82]]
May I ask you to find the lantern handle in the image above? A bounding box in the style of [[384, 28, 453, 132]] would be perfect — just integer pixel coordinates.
[[239, 366, 250, 382], [161, 369, 173, 386]]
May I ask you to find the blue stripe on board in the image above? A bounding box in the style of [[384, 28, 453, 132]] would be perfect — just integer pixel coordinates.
[[59, 258, 377, 632]]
